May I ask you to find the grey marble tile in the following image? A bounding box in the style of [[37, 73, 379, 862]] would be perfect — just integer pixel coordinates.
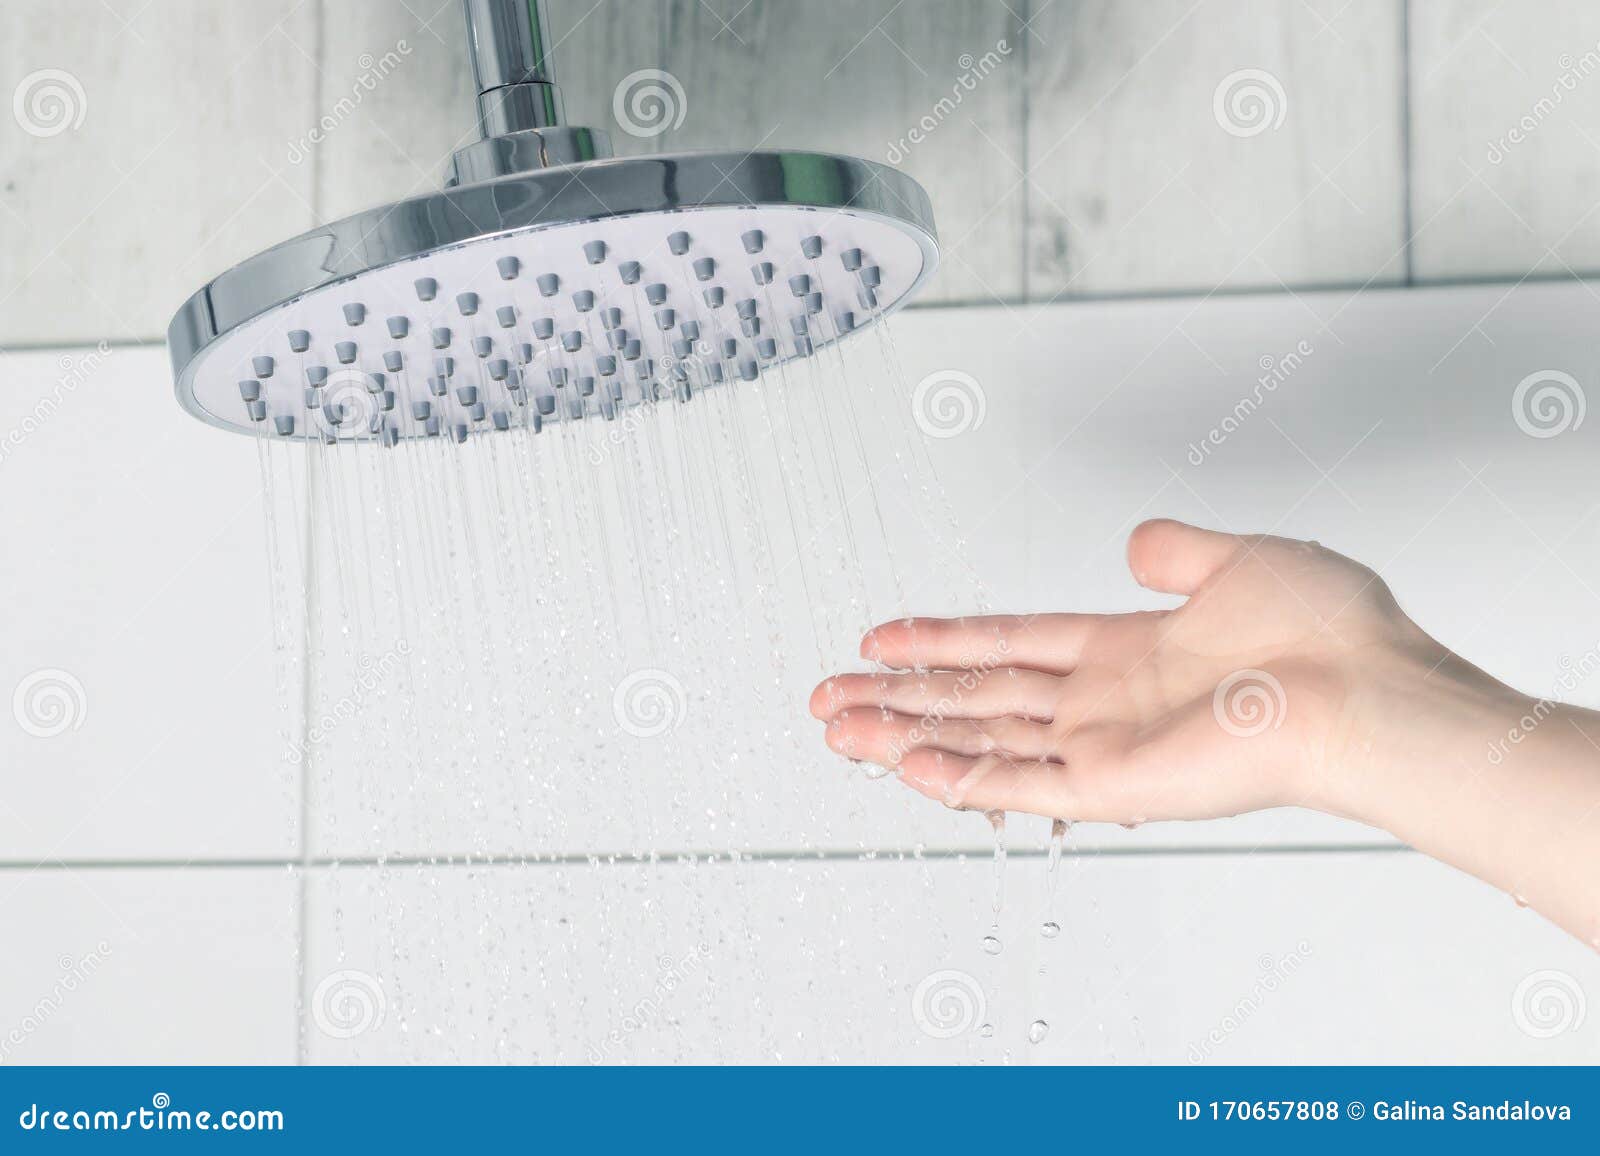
[[313, 0, 661, 222], [1409, 0, 1600, 280], [0, 0, 320, 346], [1024, 0, 1407, 298], [651, 0, 1028, 305]]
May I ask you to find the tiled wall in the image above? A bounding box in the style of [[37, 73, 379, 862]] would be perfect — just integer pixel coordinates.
[[6, 0, 1600, 346], [3, 1, 1600, 1062]]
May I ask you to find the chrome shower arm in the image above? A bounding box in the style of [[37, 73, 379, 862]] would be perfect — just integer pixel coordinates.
[[448, 0, 611, 184], [464, 0, 565, 134]]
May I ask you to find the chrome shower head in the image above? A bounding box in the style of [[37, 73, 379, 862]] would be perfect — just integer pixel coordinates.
[[167, 0, 938, 443]]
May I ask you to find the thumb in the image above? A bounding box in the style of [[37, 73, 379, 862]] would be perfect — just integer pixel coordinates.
[[1127, 518, 1242, 595]]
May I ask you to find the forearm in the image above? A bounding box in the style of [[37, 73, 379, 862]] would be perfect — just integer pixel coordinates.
[[1329, 649, 1600, 945]]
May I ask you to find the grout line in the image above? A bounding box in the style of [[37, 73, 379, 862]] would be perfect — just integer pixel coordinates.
[[1018, 0, 1032, 304], [0, 842, 1413, 870], [311, 0, 327, 225], [19, 268, 1600, 358], [294, 439, 317, 1066], [1399, 0, 1415, 286]]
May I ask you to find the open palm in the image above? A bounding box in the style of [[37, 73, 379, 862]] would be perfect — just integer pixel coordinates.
[[811, 519, 1443, 823]]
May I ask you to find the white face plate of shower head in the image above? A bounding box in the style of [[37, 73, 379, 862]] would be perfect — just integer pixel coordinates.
[[168, 151, 938, 443]]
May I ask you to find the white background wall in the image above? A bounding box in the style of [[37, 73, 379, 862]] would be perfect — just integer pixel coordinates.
[[3, 0, 1600, 1063]]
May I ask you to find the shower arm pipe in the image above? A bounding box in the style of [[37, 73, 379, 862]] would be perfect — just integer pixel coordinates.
[[464, 0, 564, 136], [448, 0, 612, 183]]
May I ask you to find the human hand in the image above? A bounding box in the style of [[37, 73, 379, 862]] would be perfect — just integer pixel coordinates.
[[810, 518, 1509, 827]]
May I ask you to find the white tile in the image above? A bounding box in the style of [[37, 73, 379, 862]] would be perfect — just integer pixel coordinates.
[[0, 866, 297, 1063], [303, 281, 1600, 860], [1024, 0, 1407, 297], [302, 849, 1600, 1063], [1410, 0, 1600, 280], [0, 347, 302, 860], [0, 0, 319, 345]]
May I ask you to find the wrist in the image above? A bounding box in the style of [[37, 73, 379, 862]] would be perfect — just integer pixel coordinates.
[[1305, 638, 1531, 834]]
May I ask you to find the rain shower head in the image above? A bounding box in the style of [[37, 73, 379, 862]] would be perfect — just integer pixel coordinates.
[[167, 0, 938, 442]]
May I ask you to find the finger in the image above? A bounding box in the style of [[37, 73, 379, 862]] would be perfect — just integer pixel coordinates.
[[859, 614, 1100, 675], [823, 708, 1060, 764], [1126, 518, 1243, 596], [897, 709, 1284, 822], [809, 668, 1063, 722]]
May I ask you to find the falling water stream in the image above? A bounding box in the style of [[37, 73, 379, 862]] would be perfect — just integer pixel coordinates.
[[250, 314, 1121, 1061]]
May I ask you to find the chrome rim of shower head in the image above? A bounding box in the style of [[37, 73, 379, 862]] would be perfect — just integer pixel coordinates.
[[168, 150, 939, 441]]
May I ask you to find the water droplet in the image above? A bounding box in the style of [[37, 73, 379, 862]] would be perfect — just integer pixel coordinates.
[[981, 935, 1002, 955], [1040, 921, 1060, 938], [978, 1022, 994, 1038], [1027, 1019, 1049, 1044]]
